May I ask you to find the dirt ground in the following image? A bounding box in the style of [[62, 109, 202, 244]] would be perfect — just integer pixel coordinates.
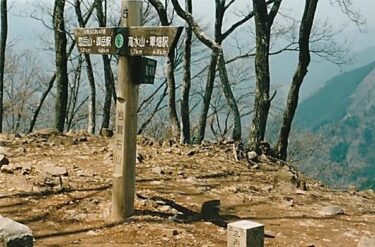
[[0, 130, 374, 246]]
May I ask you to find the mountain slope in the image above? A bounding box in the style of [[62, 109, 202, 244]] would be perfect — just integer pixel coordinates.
[[294, 61, 375, 189], [295, 61, 375, 131]]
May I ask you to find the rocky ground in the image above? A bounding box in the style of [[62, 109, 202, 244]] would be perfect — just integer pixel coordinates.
[[0, 129, 374, 246]]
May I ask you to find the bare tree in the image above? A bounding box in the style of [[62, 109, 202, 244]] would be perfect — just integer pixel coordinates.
[[96, 0, 115, 132], [275, 0, 318, 160], [170, 0, 242, 141], [148, 0, 181, 139], [248, 0, 281, 150], [180, 0, 192, 143], [74, 0, 96, 134], [53, 0, 69, 132], [196, 0, 261, 144], [0, 0, 8, 132]]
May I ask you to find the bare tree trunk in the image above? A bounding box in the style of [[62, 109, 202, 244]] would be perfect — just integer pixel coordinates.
[[196, 52, 218, 143], [53, 0, 68, 132], [275, 0, 318, 160], [96, 0, 114, 131], [165, 51, 180, 137], [248, 0, 281, 150], [0, 0, 7, 133], [171, 0, 249, 142], [180, 0, 192, 143], [75, 0, 96, 134], [217, 52, 241, 141], [149, 0, 180, 138]]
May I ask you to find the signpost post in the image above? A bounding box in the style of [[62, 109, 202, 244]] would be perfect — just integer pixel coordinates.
[[73, 0, 182, 220]]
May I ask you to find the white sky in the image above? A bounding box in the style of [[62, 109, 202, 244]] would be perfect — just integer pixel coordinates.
[[192, 0, 375, 29]]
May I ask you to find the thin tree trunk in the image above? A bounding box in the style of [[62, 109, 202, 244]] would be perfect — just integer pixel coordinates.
[[196, 52, 218, 143], [180, 0, 192, 143], [53, 0, 68, 133], [217, 52, 241, 141], [75, 0, 96, 134], [149, 0, 180, 138], [0, 0, 8, 133], [96, 0, 114, 131], [275, 0, 318, 160], [28, 74, 56, 133], [248, 0, 281, 150], [165, 50, 180, 137]]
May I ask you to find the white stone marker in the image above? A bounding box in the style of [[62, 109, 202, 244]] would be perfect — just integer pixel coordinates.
[[227, 220, 264, 247]]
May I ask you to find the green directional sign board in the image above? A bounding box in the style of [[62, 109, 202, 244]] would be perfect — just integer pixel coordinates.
[[74, 27, 183, 57]]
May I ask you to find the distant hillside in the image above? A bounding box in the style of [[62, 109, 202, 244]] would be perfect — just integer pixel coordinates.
[[295, 61, 375, 131], [294, 61, 375, 190]]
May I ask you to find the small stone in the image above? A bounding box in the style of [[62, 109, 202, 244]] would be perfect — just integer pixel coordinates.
[[265, 230, 276, 238], [164, 229, 179, 238], [319, 205, 344, 216], [0, 155, 9, 167], [1, 165, 14, 174], [185, 177, 198, 184], [42, 165, 68, 177], [348, 185, 357, 195], [247, 151, 258, 160], [263, 185, 273, 192], [186, 149, 197, 156], [21, 165, 32, 175], [152, 166, 164, 176], [296, 189, 307, 195]]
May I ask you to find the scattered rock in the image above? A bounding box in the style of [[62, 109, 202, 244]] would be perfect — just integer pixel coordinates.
[[1, 165, 14, 174], [186, 149, 197, 156], [358, 236, 375, 247], [0, 154, 9, 167], [21, 165, 32, 175], [152, 166, 164, 176], [42, 164, 68, 177], [319, 205, 344, 216], [296, 189, 307, 195], [0, 215, 33, 247], [247, 151, 258, 160], [164, 229, 179, 238], [358, 189, 375, 199], [263, 185, 273, 192], [185, 176, 198, 184], [265, 230, 276, 238], [348, 185, 358, 195]]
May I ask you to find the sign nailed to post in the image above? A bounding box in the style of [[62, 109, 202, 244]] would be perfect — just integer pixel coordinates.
[[74, 26, 183, 56]]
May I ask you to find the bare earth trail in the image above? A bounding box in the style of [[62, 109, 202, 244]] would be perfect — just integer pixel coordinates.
[[0, 131, 374, 246]]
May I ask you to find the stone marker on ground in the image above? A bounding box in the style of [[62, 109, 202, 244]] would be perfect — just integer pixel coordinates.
[[0, 215, 33, 247], [227, 220, 264, 247]]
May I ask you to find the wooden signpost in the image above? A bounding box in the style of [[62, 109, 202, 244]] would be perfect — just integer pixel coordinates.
[[73, 0, 182, 220]]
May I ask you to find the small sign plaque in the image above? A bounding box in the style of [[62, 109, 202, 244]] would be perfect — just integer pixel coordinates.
[[133, 57, 157, 85]]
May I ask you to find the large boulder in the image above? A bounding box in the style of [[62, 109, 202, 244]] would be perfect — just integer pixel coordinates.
[[0, 215, 33, 246]]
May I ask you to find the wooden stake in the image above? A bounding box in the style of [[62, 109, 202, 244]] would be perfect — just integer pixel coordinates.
[[112, 0, 143, 220]]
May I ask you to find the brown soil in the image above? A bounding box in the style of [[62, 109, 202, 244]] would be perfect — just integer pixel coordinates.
[[0, 132, 374, 246]]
